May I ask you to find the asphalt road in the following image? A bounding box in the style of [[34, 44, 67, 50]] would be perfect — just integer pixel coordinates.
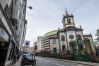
[[13, 56, 97, 66], [35, 56, 90, 66]]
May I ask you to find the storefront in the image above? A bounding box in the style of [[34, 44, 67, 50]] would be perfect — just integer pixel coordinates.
[[0, 26, 10, 66], [0, 42, 10, 66]]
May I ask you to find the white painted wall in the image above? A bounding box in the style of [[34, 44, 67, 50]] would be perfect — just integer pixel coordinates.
[[50, 39, 59, 53], [59, 30, 83, 51], [66, 31, 76, 42], [76, 31, 84, 40], [59, 32, 68, 50]]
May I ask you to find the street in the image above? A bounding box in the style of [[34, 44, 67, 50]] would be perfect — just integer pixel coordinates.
[[13, 56, 89, 66], [13, 56, 99, 66], [35, 57, 91, 66]]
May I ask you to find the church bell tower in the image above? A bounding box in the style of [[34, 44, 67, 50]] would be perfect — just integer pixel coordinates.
[[62, 10, 75, 28]]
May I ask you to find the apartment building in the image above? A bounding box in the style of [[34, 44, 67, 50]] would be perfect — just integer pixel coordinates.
[[0, 0, 27, 66], [36, 36, 44, 52]]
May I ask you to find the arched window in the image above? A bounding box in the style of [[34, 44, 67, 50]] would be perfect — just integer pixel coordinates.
[[61, 35, 65, 41], [53, 48, 57, 53], [77, 34, 82, 40]]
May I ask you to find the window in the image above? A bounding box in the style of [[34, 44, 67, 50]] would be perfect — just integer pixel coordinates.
[[53, 48, 57, 53], [77, 34, 82, 40], [52, 39, 56, 44], [61, 35, 65, 41], [62, 45, 66, 50], [67, 19, 71, 24]]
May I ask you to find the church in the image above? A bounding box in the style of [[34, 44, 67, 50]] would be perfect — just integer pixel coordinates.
[[43, 11, 94, 55]]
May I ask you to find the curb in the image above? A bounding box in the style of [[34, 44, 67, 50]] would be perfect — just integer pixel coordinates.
[[41, 57, 99, 66]]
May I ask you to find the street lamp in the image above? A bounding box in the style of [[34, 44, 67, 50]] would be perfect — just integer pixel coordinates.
[[27, 6, 33, 9]]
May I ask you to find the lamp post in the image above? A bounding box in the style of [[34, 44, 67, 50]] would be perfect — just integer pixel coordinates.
[[33, 46, 37, 65], [26, 5, 33, 9], [34, 46, 37, 59]]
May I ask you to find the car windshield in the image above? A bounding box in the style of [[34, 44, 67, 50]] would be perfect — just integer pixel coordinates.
[[23, 54, 33, 59], [26, 55, 32, 59]]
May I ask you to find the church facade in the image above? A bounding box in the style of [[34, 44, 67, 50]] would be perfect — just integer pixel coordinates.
[[43, 11, 94, 55]]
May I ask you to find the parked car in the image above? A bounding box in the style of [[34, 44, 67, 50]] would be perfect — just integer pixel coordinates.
[[21, 53, 36, 66]]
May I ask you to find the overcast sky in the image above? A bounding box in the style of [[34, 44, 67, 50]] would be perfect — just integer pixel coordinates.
[[25, 0, 99, 46]]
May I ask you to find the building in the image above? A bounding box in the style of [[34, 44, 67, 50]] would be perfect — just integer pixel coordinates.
[[43, 30, 59, 53], [43, 11, 94, 56], [34, 41, 37, 52], [36, 36, 43, 53], [95, 29, 99, 56], [0, 0, 27, 66], [95, 29, 99, 46]]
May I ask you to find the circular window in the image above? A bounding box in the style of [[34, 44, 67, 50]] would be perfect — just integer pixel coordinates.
[[69, 35, 74, 39]]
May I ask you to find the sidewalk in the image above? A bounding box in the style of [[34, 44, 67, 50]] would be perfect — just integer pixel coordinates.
[[13, 56, 22, 66]]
